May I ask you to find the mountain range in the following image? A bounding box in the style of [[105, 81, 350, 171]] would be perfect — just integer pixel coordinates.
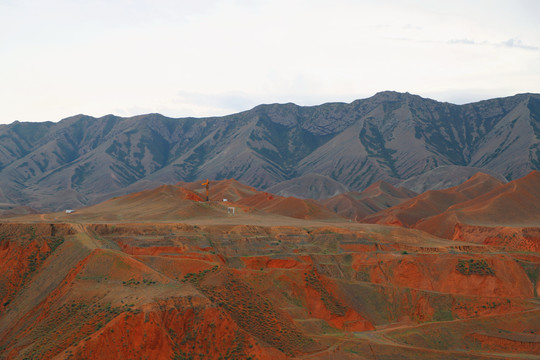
[[1, 91, 539, 211]]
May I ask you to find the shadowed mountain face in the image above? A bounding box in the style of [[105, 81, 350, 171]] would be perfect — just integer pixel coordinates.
[[1, 92, 539, 211]]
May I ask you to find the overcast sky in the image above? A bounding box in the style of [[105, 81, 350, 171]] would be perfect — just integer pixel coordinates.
[[1, 0, 539, 124]]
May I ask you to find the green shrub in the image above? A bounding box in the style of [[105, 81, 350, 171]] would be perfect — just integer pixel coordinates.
[[456, 259, 494, 276]]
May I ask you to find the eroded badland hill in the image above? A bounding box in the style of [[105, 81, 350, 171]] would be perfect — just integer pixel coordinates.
[[1, 173, 539, 359]]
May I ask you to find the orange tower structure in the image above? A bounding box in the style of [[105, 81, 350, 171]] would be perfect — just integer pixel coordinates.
[[201, 179, 209, 201]]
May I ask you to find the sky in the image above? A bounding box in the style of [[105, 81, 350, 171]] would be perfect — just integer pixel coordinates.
[[1, 0, 539, 124]]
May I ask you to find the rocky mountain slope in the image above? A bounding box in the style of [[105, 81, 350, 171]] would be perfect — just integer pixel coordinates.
[[1, 91, 539, 211], [396, 165, 508, 193], [265, 173, 349, 199]]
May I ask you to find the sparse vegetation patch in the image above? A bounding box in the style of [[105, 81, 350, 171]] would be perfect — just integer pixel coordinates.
[[456, 259, 494, 276], [304, 268, 347, 316]]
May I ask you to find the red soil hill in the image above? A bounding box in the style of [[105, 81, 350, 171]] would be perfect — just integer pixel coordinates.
[[416, 170, 540, 241], [179, 178, 342, 220], [363, 173, 505, 227], [67, 184, 227, 221], [323, 180, 416, 220], [177, 178, 259, 202]]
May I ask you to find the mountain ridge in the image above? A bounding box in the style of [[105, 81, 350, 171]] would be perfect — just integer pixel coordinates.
[[1, 91, 539, 211]]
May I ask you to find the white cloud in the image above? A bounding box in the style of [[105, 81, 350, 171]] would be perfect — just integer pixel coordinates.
[[448, 37, 539, 51], [500, 38, 539, 51]]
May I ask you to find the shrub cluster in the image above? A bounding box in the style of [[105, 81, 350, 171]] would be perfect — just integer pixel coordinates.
[[185, 268, 313, 356], [304, 268, 347, 316], [456, 259, 494, 276]]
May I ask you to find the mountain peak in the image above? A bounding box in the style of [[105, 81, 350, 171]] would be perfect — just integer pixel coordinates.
[[373, 90, 407, 97], [371, 90, 417, 101]]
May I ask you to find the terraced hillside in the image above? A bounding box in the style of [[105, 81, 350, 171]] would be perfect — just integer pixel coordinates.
[[1, 219, 538, 359]]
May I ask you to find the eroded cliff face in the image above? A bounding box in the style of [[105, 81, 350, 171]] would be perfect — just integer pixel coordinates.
[[0, 222, 538, 359], [451, 224, 540, 253], [0, 224, 74, 314]]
